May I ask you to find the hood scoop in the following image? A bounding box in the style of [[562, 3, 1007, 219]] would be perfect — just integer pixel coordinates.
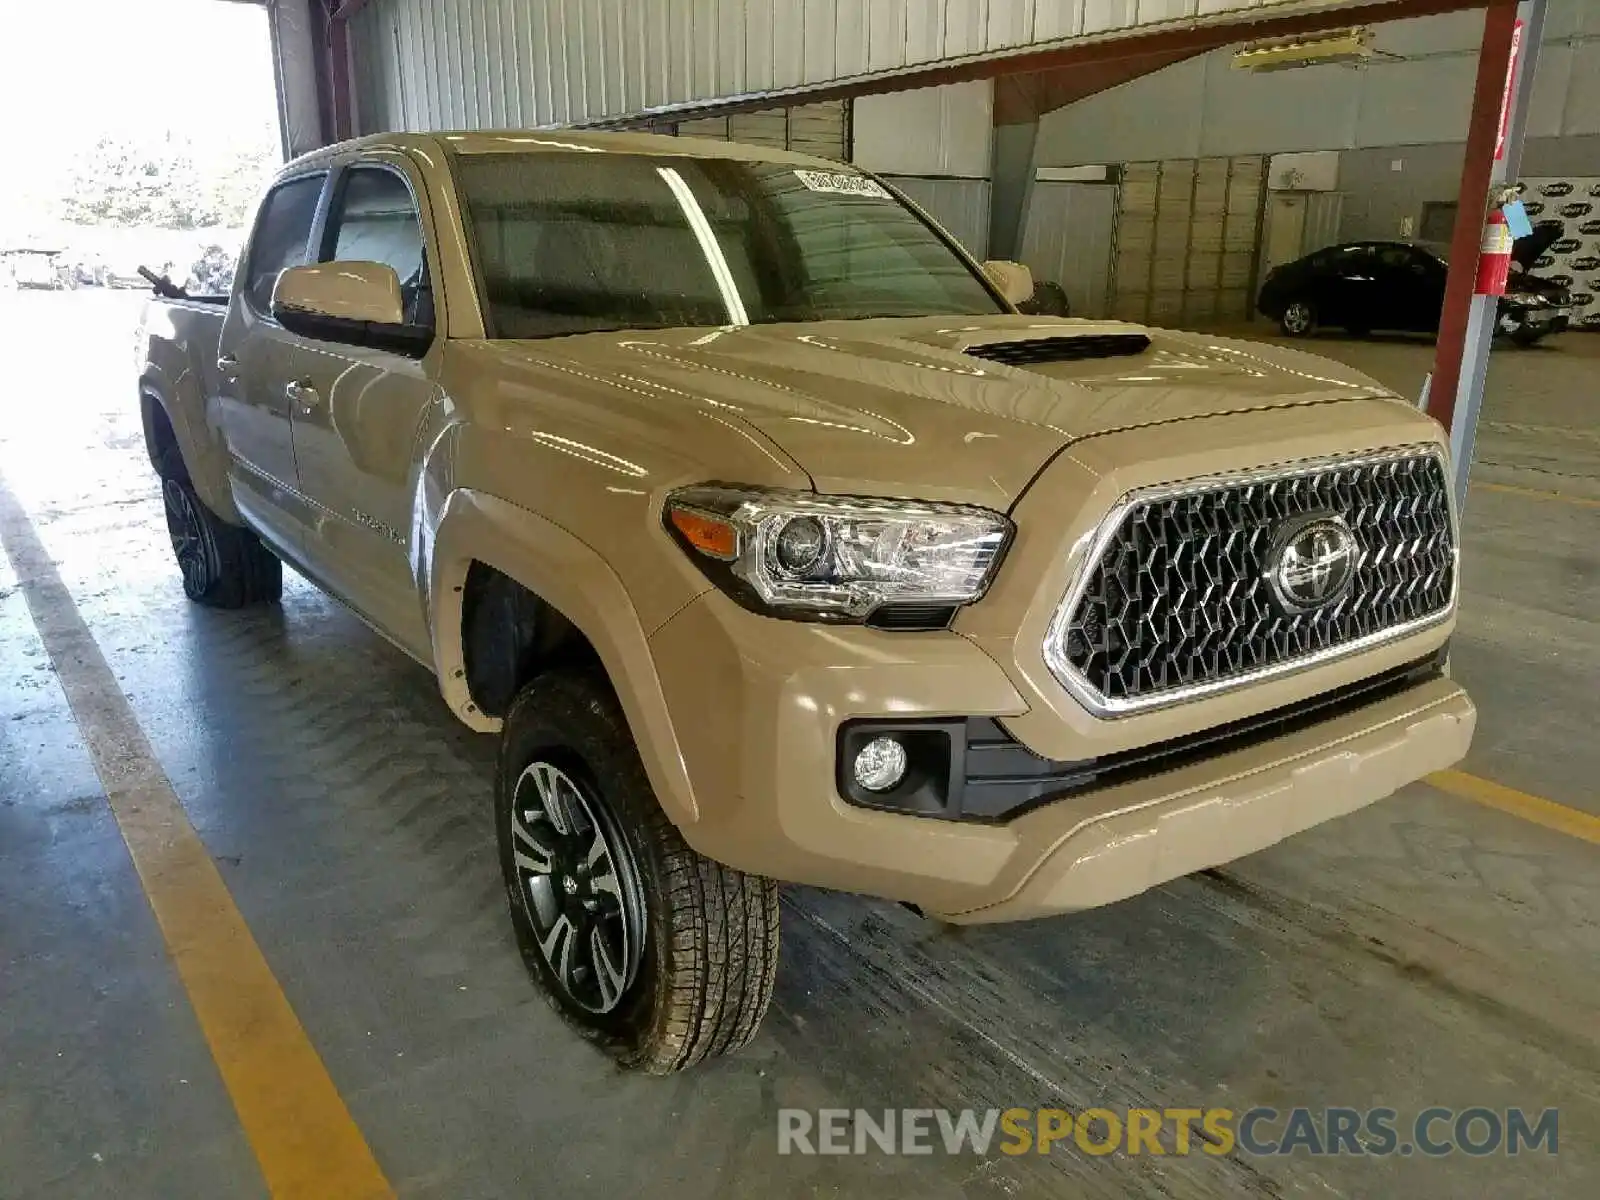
[[963, 333, 1151, 367]]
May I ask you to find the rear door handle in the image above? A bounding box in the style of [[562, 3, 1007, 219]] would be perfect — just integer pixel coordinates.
[[216, 353, 239, 376], [284, 378, 321, 413]]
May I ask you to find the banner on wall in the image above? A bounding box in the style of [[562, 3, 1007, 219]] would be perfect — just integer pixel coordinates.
[[1515, 177, 1600, 331]]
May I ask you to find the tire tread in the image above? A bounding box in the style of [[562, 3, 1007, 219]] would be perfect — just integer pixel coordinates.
[[155, 455, 281, 608], [499, 671, 778, 1074]]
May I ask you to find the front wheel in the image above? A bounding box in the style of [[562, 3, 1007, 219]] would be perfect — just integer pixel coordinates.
[[1509, 324, 1545, 347], [1279, 300, 1317, 337], [495, 670, 779, 1073]]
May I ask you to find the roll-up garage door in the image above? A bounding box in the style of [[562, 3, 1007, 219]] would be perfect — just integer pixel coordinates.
[[1111, 156, 1265, 327], [727, 108, 791, 149], [676, 101, 850, 162], [1111, 163, 1159, 323], [786, 102, 851, 160]]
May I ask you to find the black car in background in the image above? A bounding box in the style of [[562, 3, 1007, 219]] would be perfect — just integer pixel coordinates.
[[1257, 224, 1573, 346]]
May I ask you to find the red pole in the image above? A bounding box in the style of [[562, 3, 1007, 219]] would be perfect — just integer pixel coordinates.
[[1429, 0, 1522, 434]]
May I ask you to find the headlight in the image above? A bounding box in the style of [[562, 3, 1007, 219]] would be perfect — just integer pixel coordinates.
[[664, 486, 1012, 622]]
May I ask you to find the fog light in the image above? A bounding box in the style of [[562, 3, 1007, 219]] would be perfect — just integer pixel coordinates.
[[853, 736, 908, 792]]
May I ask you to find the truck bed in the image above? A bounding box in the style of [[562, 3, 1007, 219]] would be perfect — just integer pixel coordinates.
[[138, 297, 231, 441]]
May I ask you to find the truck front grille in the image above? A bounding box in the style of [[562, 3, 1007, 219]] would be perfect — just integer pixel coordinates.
[[1045, 447, 1457, 716]]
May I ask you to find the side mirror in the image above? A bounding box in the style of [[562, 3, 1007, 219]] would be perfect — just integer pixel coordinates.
[[983, 259, 1034, 307], [271, 262, 430, 356]]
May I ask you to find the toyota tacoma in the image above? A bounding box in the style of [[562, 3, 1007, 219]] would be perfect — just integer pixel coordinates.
[[137, 131, 1474, 1072]]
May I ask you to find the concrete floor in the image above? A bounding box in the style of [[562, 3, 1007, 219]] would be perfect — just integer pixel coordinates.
[[1, 290, 1596, 1199]]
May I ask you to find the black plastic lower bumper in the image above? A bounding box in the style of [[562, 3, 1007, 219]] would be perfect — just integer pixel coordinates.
[[836, 646, 1449, 824]]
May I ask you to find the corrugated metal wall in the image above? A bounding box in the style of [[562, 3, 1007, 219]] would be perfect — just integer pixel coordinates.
[[851, 82, 993, 258], [1019, 181, 1119, 317], [676, 101, 850, 159], [884, 177, 992, 257], [350, 0, 1354, 134], [852, 81, 992, 178], [1301, 191, 1344, 257], [1111, 156, 1266, 326]]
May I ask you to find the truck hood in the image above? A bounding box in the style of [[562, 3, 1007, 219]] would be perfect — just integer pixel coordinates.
[[476, 315, 1396, 509]]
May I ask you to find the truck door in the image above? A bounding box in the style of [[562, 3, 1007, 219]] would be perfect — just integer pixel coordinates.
[[1312, 245, 1383, 331], [283, 158, 440, 658], [1393, 245, 1449, 333], [215, 171, 328, 559]]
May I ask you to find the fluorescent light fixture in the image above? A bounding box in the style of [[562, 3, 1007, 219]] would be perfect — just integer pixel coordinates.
[[1232, 27, 1374, 72]]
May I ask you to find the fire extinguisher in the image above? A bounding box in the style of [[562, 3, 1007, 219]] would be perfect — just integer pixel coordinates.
[[1474, 206, 1514, 297]]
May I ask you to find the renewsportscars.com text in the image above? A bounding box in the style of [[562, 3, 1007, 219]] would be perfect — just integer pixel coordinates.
[[777, 1106, 1558, 1158]]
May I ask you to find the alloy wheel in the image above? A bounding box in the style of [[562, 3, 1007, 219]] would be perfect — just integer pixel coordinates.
[[162, 479, 211, 595], [1282, 302, 1314, 335], [509, 760, 647, 1014]]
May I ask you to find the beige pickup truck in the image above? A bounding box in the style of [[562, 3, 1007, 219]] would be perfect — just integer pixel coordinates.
[[138, 131, 1474, 1073]]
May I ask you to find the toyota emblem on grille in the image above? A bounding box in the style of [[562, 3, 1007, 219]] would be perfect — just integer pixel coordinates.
[[1267, 514, 1357, 612]]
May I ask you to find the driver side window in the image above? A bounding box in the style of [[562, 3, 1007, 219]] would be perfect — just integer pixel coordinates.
[[244, 174, 325, 314], [324, 166, 431, 328]]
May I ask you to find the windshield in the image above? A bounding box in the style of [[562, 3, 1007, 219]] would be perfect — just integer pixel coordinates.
[[457, 152, 1003, 338]]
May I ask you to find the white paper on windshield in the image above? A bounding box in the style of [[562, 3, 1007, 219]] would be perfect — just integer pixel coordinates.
[[793, 169, 891, 199]]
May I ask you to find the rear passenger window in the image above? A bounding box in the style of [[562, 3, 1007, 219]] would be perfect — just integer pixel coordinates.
[[1324, 246, 1377, 273], [325, 167, 430, 326], [244, 175, 325, 314]]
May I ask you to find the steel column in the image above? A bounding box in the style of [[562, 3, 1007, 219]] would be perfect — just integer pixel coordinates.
[[325, 4, 355, 143], [1429, 0, 1547, 509], [988, 120, 1040, 261], [267, 0, 329, 157]]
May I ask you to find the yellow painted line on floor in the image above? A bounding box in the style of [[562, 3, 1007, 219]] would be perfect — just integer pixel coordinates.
[[0, 473, 394, 1200], [1428, 769, 1600, 847], [1472, 480, 1600, 509]]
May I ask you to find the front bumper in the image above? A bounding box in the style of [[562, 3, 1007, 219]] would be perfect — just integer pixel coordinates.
[[648, 589, 1475, 922], [949, 673, 1473, 923], [1501, 306, 1572, 335]]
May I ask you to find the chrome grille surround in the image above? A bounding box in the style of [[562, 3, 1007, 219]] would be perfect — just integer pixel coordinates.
[[1043, 445, 1459, 719]]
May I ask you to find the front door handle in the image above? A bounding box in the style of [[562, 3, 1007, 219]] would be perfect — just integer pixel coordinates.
[[284, 378, 321, 413], [216, 352, 239, 377]]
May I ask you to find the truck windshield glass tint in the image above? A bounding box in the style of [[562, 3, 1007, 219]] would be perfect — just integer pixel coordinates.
[[457, 153, 1002, 338]]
